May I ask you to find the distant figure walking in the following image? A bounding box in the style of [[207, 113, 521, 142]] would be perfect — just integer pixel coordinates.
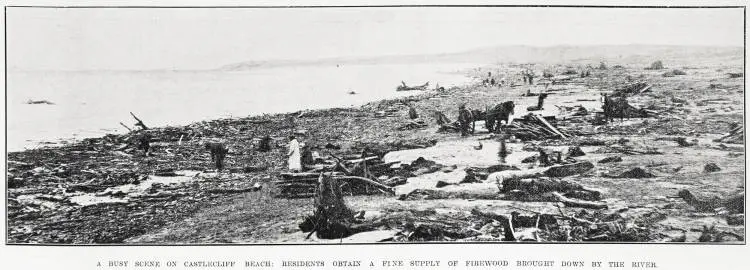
[[408, 104, 419, 119], [258, 134, 272, 152], [205, 142, 228, 171], [287, 135, 302, 172], [526, 70, 535, 85], [135, 130, 151, 156]]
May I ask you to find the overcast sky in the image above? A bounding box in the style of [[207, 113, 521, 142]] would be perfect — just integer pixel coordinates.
[[6, 7, 745, 71]]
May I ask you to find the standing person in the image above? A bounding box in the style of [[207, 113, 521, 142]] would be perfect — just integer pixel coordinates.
[[258, 134, 272, 152], [205, 141, 228, 171], [301, 144, 314, 170], [287, 135, 302, 172], [527, 69, 535, 85], [408, 104, 419, 119], [458, 104, 473, 137], [135, 130, 151, 156]]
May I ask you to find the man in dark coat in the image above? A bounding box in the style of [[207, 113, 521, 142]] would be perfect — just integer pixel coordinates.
[[458, 104, 473, 136]]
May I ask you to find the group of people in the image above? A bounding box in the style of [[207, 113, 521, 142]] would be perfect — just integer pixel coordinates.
[[481, 69, 541, 87], [520, 69, 536, 85], [196, 133, 309, 173], [481, 71, 507, 87]]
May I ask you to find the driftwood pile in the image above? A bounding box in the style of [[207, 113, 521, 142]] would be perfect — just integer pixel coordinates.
[[503, 113, 573, 141], [6, 113, 292, 243], [613, 82, 651, 97], [603, 95, 651, 119], [272, 154, 403, 198], [466, 207, 657, 242], [714, 123, 744, 145]]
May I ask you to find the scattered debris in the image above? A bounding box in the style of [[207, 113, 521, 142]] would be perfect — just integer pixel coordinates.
[[645, 60, 664, 70], [598, 156, 623, 164], [675, 189, 743, 214], [726, 214, 744, 226], [662, 69, 686, 77], [714, 123, 743, 144], [503, 114, 571, 140], [609, 167, 655, 178], [396, 81, 429, 91], [526, 93, 549, 111], [397, 120, 428, 131], [487, 161, 594, 184], [567, 146, 586, 157], [27, 99, 55, 105], [697, 225, 744, 242], [703, 163, 721, 173], [614, 82, 651, 96], [727, 72, 743, 78]]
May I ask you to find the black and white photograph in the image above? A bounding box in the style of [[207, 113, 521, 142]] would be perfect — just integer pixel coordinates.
[[3, 3, 746, 247]]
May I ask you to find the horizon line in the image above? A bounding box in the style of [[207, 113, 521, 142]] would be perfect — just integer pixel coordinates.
[[8, 43, 743, 73]]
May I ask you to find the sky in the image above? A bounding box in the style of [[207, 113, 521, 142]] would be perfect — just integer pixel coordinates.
[[6, 7, 745, 71]]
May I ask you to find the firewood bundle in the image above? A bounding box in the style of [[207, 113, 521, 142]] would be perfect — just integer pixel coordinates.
[[272, 155, 397, 198], [614, 82, 651, 96], [503, 114, 572, 141]]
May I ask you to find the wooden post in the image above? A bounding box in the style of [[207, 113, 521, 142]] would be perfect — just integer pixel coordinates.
[[312, 173, 354, 239], [130, 112, 149, 130], [119, 122, 133, 132], [533, 114, 566, 139]]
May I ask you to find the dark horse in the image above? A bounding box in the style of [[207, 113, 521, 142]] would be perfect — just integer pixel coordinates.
[[484, 101, 515, 133]]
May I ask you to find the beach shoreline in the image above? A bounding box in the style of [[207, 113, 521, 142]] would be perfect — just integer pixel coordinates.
[[6, 63, 478, 152], [6, 59, 745, 244]]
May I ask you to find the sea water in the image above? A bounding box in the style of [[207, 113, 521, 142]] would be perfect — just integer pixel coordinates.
[[7, 63, 475, 151]]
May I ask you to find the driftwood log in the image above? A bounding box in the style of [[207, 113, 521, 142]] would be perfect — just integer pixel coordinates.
[[130, 112, 149, 130], [485, 161, 594, 183], [552, 192, 607, 209]]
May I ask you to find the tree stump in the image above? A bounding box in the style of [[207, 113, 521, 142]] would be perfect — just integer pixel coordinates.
[[310, 174, 355, 239]]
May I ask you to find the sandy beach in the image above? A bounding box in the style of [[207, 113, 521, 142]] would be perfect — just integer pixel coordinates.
[[6, 49, 744, 244]]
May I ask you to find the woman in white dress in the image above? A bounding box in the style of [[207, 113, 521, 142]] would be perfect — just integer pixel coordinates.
[[287, 135, 302, 172]]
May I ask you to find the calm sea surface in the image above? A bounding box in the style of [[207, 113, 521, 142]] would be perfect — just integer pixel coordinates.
[[7, 63, 475, 152]]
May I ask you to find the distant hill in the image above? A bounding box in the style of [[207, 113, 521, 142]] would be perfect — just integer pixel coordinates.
[[217, 45, 743, 71]]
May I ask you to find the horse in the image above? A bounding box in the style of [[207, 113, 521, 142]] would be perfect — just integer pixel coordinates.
[[484, 101, 515, 133]]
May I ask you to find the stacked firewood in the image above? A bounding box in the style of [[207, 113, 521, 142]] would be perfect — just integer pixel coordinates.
[[613, 82, 651, 97], [272, 154, 398, 198], [503, 114, 573, 141]]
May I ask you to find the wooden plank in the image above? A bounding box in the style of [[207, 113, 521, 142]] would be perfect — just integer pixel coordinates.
[[637, 84, 652, 94], [279, 172, 344, 179], [344, 156, 380, 164], [552, 192, 607, 209], [533, 114, 567, 139], [335, 176, 395, 195]]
